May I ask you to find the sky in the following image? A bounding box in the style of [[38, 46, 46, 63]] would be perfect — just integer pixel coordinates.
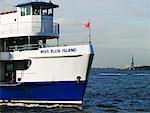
[[0, 0, 150, 68]]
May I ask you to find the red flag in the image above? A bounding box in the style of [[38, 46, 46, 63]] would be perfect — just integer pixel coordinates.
[[84, 22, 91, 28]]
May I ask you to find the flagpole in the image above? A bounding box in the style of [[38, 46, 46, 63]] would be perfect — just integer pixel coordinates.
[[84, 20, 92, 44], [88, 20, 91, 44]]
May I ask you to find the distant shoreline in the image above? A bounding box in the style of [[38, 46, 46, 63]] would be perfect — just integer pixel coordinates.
[[129, 66, 150, 70], [92, 66, 150, 70]]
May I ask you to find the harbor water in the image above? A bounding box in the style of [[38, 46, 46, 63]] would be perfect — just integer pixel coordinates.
[[0, 68, 150, 113]]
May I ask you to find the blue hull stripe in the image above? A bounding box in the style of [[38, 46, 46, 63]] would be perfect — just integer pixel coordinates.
[[0, 81, 87, 101]]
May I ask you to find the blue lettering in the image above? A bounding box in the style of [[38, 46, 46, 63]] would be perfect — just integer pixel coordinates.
[[41, 50, 49, 53], [62, 48, 76, 53], [50, 49, 60, 53], [40, 48, 76, 54]]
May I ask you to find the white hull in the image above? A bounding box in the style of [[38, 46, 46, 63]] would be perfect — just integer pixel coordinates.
[[10, 44, 93, 83]]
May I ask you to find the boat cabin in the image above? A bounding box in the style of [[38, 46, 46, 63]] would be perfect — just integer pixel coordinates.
[[0, 0, 59, 52], [0, 0, 59, 84]]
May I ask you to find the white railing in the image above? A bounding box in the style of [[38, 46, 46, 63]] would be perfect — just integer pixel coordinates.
[[0, 22, 59, 37], [8, 41, 90, 52], [9, 44, 42, 51]]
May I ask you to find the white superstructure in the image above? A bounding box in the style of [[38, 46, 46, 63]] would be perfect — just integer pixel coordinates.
[[0, 0, 94, 106], [0, 2, 59, 38]]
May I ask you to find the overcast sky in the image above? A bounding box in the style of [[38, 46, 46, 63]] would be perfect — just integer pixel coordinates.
[[0, 0, 150, 68]]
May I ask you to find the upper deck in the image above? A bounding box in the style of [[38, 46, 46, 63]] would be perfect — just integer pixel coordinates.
[[0, 0, 59, 39]]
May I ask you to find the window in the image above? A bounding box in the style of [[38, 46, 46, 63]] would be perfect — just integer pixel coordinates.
[[41, 9, 48, 16], [33, 6, 40, 15], [48, 9, 53, 16], [21, 7, 26, 16], [26, 6, 31, 15], [41, 9, 53, 16], [6, 64, 14, 72], [5, 63, 15, 82]]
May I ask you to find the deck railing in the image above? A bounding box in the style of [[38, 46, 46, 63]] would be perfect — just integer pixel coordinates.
[[0, 22, 59, 36], [8, 41, 90, 52], [9, 44, 42, 51]]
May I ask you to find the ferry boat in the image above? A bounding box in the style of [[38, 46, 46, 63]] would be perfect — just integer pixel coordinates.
[[0, 0, 94, 106]]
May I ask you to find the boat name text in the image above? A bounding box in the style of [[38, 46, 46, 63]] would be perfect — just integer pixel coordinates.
[[40, 48, 77, 54]]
